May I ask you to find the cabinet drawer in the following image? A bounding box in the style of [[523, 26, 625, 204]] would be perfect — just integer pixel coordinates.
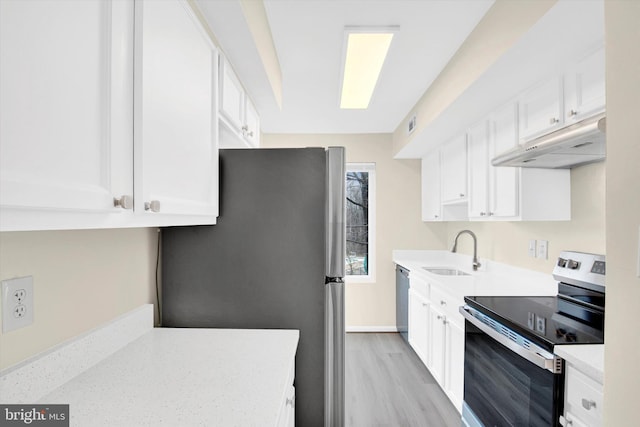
[[430, 285, 464, 327], [565, 365, 603, 426], [409, 275, 430, 299]]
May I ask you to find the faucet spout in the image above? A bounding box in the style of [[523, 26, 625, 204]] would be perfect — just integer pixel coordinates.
[[451, 229, 481, 271]]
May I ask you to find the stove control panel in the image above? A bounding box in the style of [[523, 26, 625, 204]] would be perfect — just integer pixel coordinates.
[[553, 251, 605, 292]]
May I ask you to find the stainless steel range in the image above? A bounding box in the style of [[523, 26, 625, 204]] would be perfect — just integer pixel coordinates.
[[459, 251, 605, 427]]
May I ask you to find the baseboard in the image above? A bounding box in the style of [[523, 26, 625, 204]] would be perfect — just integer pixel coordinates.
[[346, 326, 398, 333]]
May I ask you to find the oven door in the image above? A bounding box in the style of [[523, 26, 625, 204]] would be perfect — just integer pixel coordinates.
[[460, 306, 564, 427]]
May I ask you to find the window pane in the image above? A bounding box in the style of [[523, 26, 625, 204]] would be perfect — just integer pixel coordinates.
[[346, 170, 369, 276]]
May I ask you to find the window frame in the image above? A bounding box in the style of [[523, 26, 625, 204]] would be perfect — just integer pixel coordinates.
[[345, 162, 376, 283]]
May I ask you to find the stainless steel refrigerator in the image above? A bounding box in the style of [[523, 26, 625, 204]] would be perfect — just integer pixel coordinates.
[[161, 147, 345, 427]]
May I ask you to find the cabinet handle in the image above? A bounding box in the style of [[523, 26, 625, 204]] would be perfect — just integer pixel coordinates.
[[286, 396, 295, 407], [247, 131, 254, 137], [480, 212, 486, 216], [488, 212, 494, 216], [434, 214, 439, 219], [436, 315, 443, 320], [440, 300, 446, 306], [242, 125, 249, 131], [113, 195, 133, 210], [422, 303, 428, 307], [581, 398, 596, 410], [459, 193, 465, 198], [144, 200, 161, 213], [559, 415, 573, 426], [569, 109, 578, 117], [549, 117, 559, 125]]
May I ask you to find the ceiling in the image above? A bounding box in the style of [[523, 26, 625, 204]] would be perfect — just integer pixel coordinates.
[[196, 0, 494, 134]]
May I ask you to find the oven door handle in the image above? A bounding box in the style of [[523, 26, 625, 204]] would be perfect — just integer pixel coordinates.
[[459, 305, 562, 374]]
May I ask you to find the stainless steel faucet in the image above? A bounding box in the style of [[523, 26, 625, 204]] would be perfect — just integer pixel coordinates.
[[451, 229, 481, 271]]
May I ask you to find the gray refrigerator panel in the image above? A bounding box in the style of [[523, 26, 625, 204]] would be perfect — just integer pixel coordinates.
[[162, 148, 330, 427], [325, 147, 346, 279]]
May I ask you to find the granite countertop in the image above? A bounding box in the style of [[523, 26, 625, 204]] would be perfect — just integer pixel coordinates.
[[0, 305, 299, 427], [393, 249, 558, 297], [555, 344, 604, 384], [40, 328, 299, 426]]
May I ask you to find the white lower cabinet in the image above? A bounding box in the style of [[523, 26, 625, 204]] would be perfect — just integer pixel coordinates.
[[561, 365, 603, 427], [408, 288, 430, 365], [407, 274, 465, 413], [445, 320, 464, 411], [277, 363, 296, 427]]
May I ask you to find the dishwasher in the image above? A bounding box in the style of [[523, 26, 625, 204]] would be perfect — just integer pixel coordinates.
[[396, 265, 409, 343]]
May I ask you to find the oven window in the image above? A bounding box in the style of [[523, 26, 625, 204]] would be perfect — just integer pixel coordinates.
[[464, 320, 562, 426]]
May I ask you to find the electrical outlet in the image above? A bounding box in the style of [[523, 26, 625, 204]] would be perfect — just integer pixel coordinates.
[[528, 240, 537, 258], [536, 240, 548, 260], [536, 315, 546, 334], [2, 276, 34, 333]]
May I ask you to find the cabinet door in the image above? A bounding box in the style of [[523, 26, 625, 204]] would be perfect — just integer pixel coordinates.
[[441, 135, 467, 203], [244, 98, 260, 147], [0, 0, 134, 229], [490, 103, 519, 218], [135, 0, 218, 218], [408, 289, 429, 366], [445, 320, 465, 412], [220, 57, 245, 131], [428, 306, 446, 386], [519, 76, 563, 140], [565, 45, 605, 122], [467, 120, 489, 218], [421, 151, 442, 221]]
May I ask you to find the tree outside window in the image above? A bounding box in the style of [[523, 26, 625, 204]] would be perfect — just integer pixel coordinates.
[[345, 163, 375, 281]]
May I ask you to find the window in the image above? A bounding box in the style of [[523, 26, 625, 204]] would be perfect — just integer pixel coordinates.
[[345, 163, 376, 282]]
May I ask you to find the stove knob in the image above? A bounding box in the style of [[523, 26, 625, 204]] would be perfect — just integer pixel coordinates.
[[557, 258, 567, 268], [567, 260, 581, 270]]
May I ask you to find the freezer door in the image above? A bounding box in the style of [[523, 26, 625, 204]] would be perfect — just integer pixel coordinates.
[[325, 147, 346, 279]]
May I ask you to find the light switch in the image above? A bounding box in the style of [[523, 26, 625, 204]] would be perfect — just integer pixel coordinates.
[[528, 240, 537, 258]]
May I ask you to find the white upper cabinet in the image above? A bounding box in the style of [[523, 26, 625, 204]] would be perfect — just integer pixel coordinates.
[[564, 44, 606, 123], [0, 0, 134, 230], [244, 99, 261, 147], [519, 45, 605, 142], [518, 76, 564, 141], [489, 103, 520, 218], [135, 0, 218, 219], [440, 135, 467, 203], [218, 57, 260, 148], [467, 103, 570, 222], [467, 120, 490, 219], [0, 0, 220, 231], [219, 57, 245, 131], [421, 151, 442, 222]]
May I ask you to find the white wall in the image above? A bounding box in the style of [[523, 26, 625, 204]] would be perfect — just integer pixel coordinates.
[[0, 228, 157, 370], [261, 134, 448, 329], [603, 1, 640, 423]]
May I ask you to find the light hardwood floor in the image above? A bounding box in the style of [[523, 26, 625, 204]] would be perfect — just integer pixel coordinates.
[[346, 333, 461, 427]]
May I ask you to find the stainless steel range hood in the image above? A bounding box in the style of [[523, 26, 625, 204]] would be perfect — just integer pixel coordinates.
[[491, 113, 606, 169]]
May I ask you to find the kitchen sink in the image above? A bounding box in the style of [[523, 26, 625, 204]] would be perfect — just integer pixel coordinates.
[[422, 267, 470, 276]]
